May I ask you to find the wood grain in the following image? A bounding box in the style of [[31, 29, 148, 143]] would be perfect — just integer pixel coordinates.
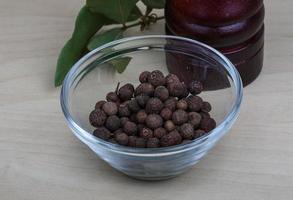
[[1, 0, 293, 199]]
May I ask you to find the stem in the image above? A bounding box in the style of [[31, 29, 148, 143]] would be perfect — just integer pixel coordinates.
[[121, 16, 165, 30]]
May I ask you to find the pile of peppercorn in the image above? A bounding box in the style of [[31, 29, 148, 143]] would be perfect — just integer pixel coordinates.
[[89, 70, 216, 148]]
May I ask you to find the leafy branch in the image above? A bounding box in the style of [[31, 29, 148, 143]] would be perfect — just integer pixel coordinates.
[[55, 0, 165, 87]]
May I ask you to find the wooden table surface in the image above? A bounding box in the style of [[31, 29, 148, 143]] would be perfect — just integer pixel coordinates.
[[1, 0, 293, 199]]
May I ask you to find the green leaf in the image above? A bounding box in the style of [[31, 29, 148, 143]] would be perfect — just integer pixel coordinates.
[[87, 28, 124, 51], [86, 0, 139, 24], [128, 6, 143, 21], [54, 6, 106, 86], [110, 57, 132, 73], [142, 0, 166, 9]]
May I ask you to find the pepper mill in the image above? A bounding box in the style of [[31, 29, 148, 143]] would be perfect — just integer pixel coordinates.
[[165, 0, 265, 86]]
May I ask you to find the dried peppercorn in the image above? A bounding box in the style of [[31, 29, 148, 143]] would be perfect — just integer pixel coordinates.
[[118, 102, 131, 117], [160, 130, 182, 147], [172, 109, 188, 125], [102, 102, 118, 116], [168, 82, 184, 97], [139, 71, 151, 83], [200, 111, 211, 119], [145, 114, 163, 129], [154, 86, 169, 101], [179, 123, 194, 140], [146, 98, 164, 114], [128, 99, 140, 113], [136, 110, 147, 124], [164, 120, 176, 132], [147, 138, 160, 148], [186, 95, 203, 112], [194, 129, 206, 139], [136, 94, 150, 107], [176, 99, 188, 110], [93, 127, 112, 140], [160, 107, 172, 120], [115, 133, 129, 145], [95, 100, 106, 109], [89, 109, 107, 127], [135, 83, 154, 96], [180, 82, 189, 98], [154, 127, 167, 139], [200, 117, 216, 132], [120, 117, 129, 126], [148, 70, 166, 87], [188, 112, 202, 127], [128, 136, 137, 147], [105, 115, 120, 131], [202, 101, 212, 113], [140, 127, 154, 139], [135, 138, 146, 148], [123, 121, 138, 135], [188, 81, 203, 95], [166, 74, 180, 85], [106, 92, 119, 102], [118, 83, 134, 101], [164, 97, 177, 111]]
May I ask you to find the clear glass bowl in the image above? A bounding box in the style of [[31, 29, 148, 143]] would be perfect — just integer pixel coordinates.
[[61, 35, 243, 180]]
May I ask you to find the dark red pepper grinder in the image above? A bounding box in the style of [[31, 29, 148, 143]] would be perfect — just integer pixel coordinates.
[[165, 0, 265, 86]]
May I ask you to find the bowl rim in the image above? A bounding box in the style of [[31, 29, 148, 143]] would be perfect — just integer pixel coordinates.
[[61, 35, 243, 156]]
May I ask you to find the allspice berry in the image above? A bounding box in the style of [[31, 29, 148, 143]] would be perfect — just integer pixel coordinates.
[[102, 102, 118, 116], [194, 129, 206, 139], [172, 110, 188, 125], [136, 94, 150, 107], [154, 86, 169, 101], [168, 82, 184, 97], [147, 138, 160, 148], [93, 127, 112, 140], [148, 70, 166, 87], [89, 109, 107, 127], [164, 120, 176, 132], [123, 121, 138, 135], [160, 130, 182, 147], [105, 115, 120, 131], [200, 117, 216, 132], [188, 112, 202, 127], [202, 101, 212, 113], [146, 98, 164, 114], [135, 138, 146, 148], [180, 82, 189, 98], [106, 92, 119, 102], [128, 136, 137, 147], [200, 111, 211, 119], [186, 95, 203, 112], [115, 133, 129, 145], [160, 107, 172, 120], [166, 74, 180, 85], [188, 81, 203, 95], [120, 117, 129, 126], [136, 110, 147, 123], [95, 100, 106, 109], [139, 71, 151, 83], [164, 97, 177, 111], [177, 99, 188, 110], [179, 123, 194, 140], [128, 99, 140, 113], [154, 127, 167, 139], [140, 127, 153, 139], [135, 83, 154, 96], [145, 114, 163, 129], [118, 102, 131, 117], [118, 83, 134, 101]]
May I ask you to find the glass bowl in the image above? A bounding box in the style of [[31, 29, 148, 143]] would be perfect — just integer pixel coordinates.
[[61, 35, 243, 180]]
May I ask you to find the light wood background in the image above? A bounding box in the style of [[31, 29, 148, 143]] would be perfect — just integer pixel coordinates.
[[1, 0, 293, 199]]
